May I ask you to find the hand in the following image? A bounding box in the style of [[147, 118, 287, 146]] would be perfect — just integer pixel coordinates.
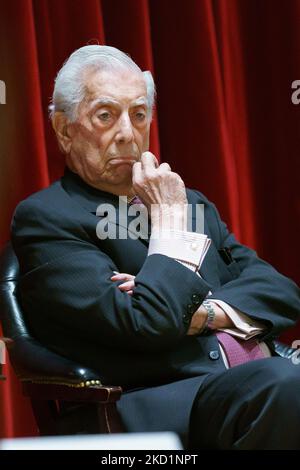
[[111, 271, 135, 296], [187, 302, 234, 335], [132, 152, 188, 231]]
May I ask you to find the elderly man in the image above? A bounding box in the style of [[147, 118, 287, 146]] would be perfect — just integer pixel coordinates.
[[11, 45, 300, 449]]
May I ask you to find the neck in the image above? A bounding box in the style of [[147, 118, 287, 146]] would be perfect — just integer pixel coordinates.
[[86, 180, 135, 198]]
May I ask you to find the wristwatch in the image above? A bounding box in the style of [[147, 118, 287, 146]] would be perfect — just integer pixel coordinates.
[[201, 300, 216, 333]]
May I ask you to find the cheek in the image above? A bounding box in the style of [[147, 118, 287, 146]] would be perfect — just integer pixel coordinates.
[[73, 126, 105, 154], [143, 133, 150, 150], [139, 128, 150, 151]]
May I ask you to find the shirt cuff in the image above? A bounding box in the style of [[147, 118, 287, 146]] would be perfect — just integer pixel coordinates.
[[148, 229, 211, 271], [210, 299, 267, 340]]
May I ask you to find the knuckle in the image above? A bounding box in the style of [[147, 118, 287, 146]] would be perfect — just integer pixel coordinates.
[[171, 172, 183, 183], [144, 171, 158, 183], [132, 177, 143, 189], [160, 162, 171, 170]]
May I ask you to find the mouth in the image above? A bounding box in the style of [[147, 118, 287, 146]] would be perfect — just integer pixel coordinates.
[[109, 156, 138, 165]]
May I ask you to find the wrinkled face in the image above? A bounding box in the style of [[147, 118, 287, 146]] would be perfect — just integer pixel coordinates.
[[66, 68, 151, 193]]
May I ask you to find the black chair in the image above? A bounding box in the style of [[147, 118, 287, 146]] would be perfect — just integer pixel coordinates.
[[0, 242, 124, 436], [0, 242, 296, 437]]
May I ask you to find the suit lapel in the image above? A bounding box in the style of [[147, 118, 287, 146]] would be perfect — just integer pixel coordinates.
[[61, 168, 150, 246]]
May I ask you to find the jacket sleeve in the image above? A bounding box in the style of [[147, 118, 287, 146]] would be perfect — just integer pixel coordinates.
[[11, 199, 211, 352], [199, 193, 300, 340]]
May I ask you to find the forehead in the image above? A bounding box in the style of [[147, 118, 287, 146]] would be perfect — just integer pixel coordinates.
[[83, 68, 147, 106]]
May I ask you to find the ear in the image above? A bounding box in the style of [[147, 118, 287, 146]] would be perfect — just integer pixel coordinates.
[[52, 112, 72, 154]]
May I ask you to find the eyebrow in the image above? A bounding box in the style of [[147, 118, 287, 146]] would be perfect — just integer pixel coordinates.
[[90, 96, 148, 110], [131, 97, 148, 107], [90, 97, 119, 108]]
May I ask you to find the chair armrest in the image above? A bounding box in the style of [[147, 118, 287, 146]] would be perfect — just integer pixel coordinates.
[[6, 335, 108, 387], [23, 382, 124, 434], [22, 382, 122, 403]]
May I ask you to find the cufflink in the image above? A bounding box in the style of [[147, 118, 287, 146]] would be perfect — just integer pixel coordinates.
[[190, 242, 199, 251]]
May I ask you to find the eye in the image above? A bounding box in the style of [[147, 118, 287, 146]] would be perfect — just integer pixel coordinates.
[[135, 112, 146, 122], [97, 111, 111, 122]]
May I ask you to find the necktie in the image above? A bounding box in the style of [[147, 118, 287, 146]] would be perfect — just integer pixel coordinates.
[[129, 195, 144, 205], [216, 331, 265, 367]]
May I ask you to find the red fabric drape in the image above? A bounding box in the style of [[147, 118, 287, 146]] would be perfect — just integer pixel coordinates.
[[0, 0, 299, 438]]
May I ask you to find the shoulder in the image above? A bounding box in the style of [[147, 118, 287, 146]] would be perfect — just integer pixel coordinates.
[[186, 188, 211, 204], [10, 178, 80, 241], [186, 188, 223, 241], [13, 179, 66, 219], [186, 187, 220, 219]]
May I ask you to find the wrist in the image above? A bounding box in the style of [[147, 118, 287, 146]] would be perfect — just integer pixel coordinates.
[[200, 300, 216, 333], [187, 308, 207, 335], [151, 204, 188, 231], [203, 302, 235, 330]]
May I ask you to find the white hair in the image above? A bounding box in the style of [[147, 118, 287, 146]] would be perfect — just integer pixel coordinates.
[[49, 45, 156, 121]]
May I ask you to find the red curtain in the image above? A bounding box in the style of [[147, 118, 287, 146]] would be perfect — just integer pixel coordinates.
[[0, 0, 299, 438]]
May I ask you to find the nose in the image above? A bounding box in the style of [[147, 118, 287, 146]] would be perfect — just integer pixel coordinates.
[[115, 112, 134, 144]]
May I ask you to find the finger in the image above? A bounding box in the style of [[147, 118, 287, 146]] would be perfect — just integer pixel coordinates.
[[132, 161, 143, 187], [127, 290, 133, 296], [118, 281, 135, 291], [141, 152, 159, 172], [157, 162, 171, 173], [113, 272, 135, 279], [111, 274, 127, 281], [111, 273, 135, 281]]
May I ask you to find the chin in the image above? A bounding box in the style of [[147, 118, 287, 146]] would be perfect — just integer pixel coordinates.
[[106, 175, 131, 189], [111, 166, 133, 181]]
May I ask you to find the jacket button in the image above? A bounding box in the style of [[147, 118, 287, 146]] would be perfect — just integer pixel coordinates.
[[192, 294, 200, 305], [182, 313, 190, 325], [187, 304, 194, 314], [209, 350, 220, 360]]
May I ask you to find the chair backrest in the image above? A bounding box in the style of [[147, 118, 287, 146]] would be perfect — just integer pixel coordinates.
[[0, 241, 27, 339], [0, 242, 101, 384]]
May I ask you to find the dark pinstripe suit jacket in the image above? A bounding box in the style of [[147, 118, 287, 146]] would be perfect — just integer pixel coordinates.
[[11, 168, 300, 441]]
